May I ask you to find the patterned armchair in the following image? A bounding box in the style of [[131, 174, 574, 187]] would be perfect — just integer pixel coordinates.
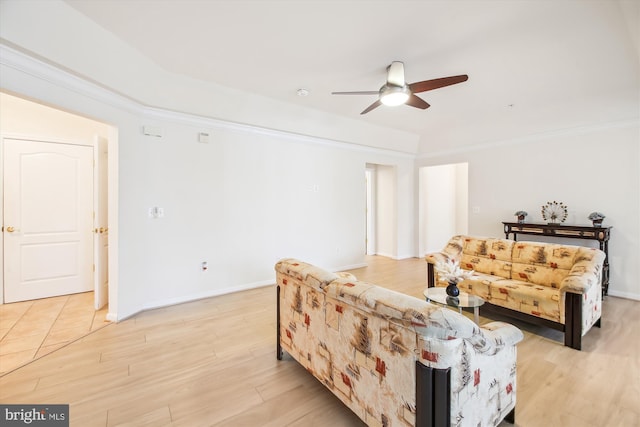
[[426, 235, 605, 350], [276, 258, 523, 427]]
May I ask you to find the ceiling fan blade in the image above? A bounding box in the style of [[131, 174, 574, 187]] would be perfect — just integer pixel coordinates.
[[409, 75, 468, 93], [386, 61, 405, 87], [332, 90, 379, 95], [361, 100, 382, 115], [406, 94, 430, 110]]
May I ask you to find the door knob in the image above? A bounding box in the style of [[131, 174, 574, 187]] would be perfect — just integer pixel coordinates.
[[6, 226, 15, 232]]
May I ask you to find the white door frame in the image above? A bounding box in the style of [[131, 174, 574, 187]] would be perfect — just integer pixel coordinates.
[[94, 135, 109, 310]]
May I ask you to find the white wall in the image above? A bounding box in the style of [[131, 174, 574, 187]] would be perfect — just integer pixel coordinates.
[[0, 45, 418, 319], [0, 94, 110, 141], [418, 163, 469, 256], [1, 0, 636, 318], [418, 123, 640, 300], [374, 165, 397, 258], [420, 165, 456, 255], [0, 0, 420, 319], [454, 163, 469, 235]]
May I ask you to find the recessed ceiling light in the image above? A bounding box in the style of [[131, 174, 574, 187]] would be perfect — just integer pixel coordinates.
[[297, 88, 309, 97]]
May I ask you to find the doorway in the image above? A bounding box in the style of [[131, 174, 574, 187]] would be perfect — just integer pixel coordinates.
[[1, 93, 111, 309], [418, 163, 469, 256], [365, 163, 396, 258]]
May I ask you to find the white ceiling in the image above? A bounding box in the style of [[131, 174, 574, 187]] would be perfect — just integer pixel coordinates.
[[64, 0, 639, 152]]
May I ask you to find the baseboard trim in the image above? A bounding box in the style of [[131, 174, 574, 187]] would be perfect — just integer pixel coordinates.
[[109, 280, 276, 322], [141, 280, 274, 313], [606, 290, 640, 301], [332, 262, 367, 272]]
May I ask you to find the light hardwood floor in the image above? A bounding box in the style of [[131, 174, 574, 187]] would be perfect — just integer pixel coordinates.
[[0, 292, 110, 375], [0, 256, 638, 426]]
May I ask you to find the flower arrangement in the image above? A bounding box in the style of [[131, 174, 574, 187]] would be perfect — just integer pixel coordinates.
[[434, 258, 475, 284], [588, 212, 605, 221], [588, 212, 605, 227], [514, 210, 528, 223]]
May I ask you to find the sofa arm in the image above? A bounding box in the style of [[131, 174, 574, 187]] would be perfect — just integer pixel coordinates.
[[425, 253, 450, 287], [469, 321, 524, 355], [425, 235, 465, 265], [560, 248, 606, 294], [425, 236, 466, 287], [425, 251, 453, 266]]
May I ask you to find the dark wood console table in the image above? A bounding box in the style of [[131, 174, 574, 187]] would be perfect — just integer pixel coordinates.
[[502, 222, 611, 296]]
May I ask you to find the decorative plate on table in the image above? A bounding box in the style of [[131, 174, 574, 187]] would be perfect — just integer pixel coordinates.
[[541, 201, 568, 224]]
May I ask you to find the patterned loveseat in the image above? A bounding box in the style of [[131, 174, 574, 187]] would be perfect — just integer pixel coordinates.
[[276, 258, 523, 427], [426, 236, 605, 350]]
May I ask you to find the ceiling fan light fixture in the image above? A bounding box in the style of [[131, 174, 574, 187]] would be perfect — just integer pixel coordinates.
[[380, 85, 410, 106]]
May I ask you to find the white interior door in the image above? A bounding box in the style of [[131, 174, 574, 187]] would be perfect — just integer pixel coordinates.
[[4, 138, 94, 303], [94, 136, 108, 310]]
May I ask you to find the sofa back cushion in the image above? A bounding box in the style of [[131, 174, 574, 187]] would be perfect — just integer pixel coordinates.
[[510, 242, 579, 288], [460, 237, 514, 279], [275, 257, 339, 291]]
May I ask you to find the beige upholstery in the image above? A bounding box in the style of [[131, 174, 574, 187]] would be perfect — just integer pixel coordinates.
[[426, 235, 605, 349], [276, 258, 523, 426]]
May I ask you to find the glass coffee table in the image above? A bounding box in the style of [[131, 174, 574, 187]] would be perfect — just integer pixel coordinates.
[[424, 287, 485, 324]]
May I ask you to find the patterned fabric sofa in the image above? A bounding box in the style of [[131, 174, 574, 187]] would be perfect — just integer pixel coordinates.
[[426, 235, 605, 350], [276, 258, 523, 427]]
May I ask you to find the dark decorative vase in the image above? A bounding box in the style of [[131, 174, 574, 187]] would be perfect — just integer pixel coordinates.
[[517, 215, 526, 224], [445, 281, 460, 297]]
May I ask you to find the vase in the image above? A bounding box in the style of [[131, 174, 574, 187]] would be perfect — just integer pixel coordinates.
[[445, 281, 460, 297], [517, 215, 525, 224], [592, 219, 603, 227]]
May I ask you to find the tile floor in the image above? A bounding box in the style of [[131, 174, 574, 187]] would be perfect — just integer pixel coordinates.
[[0, 292, 110, 375]]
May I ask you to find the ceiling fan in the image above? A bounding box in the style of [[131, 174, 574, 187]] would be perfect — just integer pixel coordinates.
[[331, 61, 468, 115]]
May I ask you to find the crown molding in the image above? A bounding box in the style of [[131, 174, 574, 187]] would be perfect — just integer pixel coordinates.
[[0, 43, 414, 159], [417, 117, 640, 159], [0, 42, 144, 115], [141, 105, 415, 158]]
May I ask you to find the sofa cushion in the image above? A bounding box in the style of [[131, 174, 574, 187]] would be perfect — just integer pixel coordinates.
[[487, 279, 562, 323], [325, 277, 478, 341], [456, 272, 503, 300], [460, 237, 514, 279], [511, 243, 579, 288], [456, 274, 562, 323]]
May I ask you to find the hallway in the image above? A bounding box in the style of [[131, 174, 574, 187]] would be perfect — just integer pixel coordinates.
[[0, 292, 109, 375]]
